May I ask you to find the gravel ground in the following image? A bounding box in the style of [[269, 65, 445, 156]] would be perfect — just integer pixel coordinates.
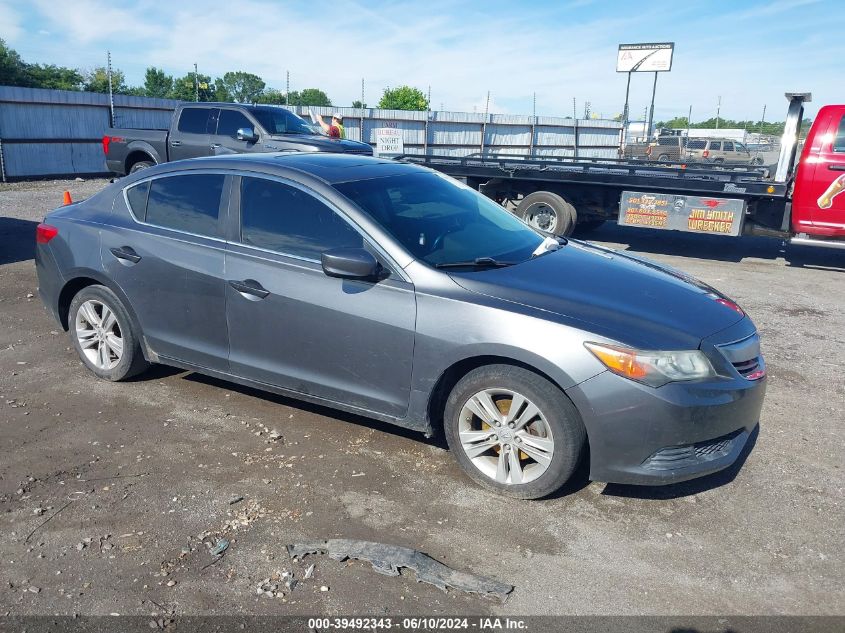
[[0, 179, 843, 618]]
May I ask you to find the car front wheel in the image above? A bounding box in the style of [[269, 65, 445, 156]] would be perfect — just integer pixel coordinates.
[[444, 364, 586, 499]]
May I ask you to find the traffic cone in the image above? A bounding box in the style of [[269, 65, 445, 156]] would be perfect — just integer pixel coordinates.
[[62, 191, 72, 205]]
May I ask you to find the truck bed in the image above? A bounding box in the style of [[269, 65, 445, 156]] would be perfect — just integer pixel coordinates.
[[404, 153, 787, 200]]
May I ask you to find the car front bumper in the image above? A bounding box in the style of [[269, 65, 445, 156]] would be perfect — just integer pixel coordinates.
[[566, 360, 765, 486]]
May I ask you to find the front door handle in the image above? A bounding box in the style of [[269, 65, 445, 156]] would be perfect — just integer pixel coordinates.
[[110, 246, 141, 264], [228, 279, 270, 299], [170, 140, 182, 147], [211, 143, 221, 150], [828, 164, 845, 172]]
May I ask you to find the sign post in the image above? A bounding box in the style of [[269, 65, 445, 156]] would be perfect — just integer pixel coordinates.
[[616, 43, 674, 145]]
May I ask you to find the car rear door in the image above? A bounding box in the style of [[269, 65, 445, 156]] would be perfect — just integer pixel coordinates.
[[707, 140, 722, 161], [224, 174, 416, 417], [169, 107, 215, 161], [103, 171, 231, 370]]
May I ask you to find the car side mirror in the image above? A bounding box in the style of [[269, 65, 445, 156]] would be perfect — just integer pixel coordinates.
[[321, 248, 381, 280], [237, 127, 258, 142]]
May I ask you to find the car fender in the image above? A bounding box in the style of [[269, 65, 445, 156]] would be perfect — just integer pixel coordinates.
[[125, 140, 163, 165]]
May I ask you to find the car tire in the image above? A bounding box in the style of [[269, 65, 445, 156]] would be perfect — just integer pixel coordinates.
[[444, 364, 586, 499], [68, 285, 149, 382], [657, 153, 670, 162], [712, 158, 725, 165], [129, 160, 154, 173], [516, 191, 576, 237]]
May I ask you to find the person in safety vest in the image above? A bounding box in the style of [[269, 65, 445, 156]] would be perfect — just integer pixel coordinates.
[[314, 113, 345, 139]]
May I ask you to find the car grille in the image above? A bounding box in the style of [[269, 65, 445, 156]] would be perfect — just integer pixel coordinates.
[[643, 429, 743, 470]]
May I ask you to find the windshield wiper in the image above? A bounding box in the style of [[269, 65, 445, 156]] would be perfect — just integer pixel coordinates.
[[435, 257, 516, 269]]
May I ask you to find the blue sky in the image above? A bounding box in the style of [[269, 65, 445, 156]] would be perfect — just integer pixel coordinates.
[[1, 0, 841, 121]]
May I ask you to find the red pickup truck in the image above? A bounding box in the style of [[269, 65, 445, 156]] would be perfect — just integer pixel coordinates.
[[408, 93, 845, 251]]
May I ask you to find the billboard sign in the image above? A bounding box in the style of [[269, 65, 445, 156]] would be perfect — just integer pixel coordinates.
[[618, 191, 745, 236], [616, 43, 674, 72]]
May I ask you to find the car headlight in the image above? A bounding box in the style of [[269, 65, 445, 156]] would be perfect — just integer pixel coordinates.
[[584, 342, 715, 387]]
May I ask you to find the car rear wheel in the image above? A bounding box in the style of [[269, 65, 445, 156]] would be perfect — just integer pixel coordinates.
[[657, 153, 670, 162], [69, 285, 149, 381], [516, 191, 576, 237], [444, 364, 586, 499]]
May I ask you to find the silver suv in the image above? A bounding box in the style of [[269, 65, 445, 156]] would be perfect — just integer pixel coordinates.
[[687, 138, 760, 165]]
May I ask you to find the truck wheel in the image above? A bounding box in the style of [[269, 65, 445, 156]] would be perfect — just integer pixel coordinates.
[[129, 160, 154, 173], [657, 153, 670, 162], [516, 192, 576, 237], [712, 158, 725, 165]]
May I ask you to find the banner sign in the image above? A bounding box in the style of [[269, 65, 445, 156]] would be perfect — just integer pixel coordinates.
[[616, 43, 675, 72], [618, 191, 745, 236]]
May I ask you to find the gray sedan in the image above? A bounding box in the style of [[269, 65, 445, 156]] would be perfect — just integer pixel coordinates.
[[35, 153, 765, 498]]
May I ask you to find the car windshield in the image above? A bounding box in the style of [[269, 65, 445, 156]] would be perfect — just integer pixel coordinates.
[[334, 171, 545, 267], [247, 107, 314, 135]]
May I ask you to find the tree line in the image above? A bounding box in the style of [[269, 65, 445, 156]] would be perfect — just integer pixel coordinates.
[[654, 116, 808, 137], [0, 39, 430, 110]]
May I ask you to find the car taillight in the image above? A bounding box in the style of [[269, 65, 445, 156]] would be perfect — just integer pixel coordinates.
[[102, 135, 123, 155], [36, 223, 59, 244], [702, 149, 710, 158]]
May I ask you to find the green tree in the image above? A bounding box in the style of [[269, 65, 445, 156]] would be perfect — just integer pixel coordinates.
[[298, 88, 331, 106], [0, 38, 31, 86], [352, 99, 367, 108], [25, 64, 83, 90], [255, 88, 287, 105], [169, 72, 214, 101], [82, 66, 128, 93], [221, 71, 265, 103], [143, 67, 173, 98], [377, 85, 428, 110]]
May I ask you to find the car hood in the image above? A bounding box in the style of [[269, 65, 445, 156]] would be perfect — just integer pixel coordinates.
[[448, 241, 745, 350], [264, 134, 372, 154]]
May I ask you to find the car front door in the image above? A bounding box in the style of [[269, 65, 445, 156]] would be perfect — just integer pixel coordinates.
[[224, 175, 416, 417], [102, 172, 231, 371], [169, 107, 215, 161], [211, 108, 261, 155]]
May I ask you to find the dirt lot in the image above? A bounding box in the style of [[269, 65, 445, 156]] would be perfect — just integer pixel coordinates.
[[0, 179, 843, 618]]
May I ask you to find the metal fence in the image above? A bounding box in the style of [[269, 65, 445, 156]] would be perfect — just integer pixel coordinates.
[[0, 86, 622, 180]]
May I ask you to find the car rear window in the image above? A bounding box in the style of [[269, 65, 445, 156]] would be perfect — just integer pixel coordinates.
[[177, 108, 211, 134], [125, 181, 150, 218], [144, 174, 225, 237]]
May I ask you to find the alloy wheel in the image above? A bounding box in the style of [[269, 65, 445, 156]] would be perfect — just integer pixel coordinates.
[[75, 299, 123, 370], [458, 388, 555, 485]]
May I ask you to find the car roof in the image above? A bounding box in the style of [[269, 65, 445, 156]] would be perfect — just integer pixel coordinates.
[[148, 153, 423, 185]]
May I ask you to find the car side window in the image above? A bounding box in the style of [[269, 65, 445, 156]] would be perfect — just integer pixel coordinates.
[[709, 141, 722, 151], [216, 110, 253, 139], [145, 174, 225, 237], [177, 108, 211, 134], [833, 116, 845, 153], [723, 141, 734, 151], [688, 140, 706, 150], [240, 177, 363, 260], [125, 181, 150, 218]]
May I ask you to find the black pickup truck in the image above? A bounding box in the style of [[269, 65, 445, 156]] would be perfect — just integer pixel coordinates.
[[103, 103, 372, 175]]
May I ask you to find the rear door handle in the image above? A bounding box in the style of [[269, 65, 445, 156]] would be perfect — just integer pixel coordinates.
[[110, 246, 141, 264], [828, 164, 845, 171], [228, 279, 270, 299], [170, 140, 182, 147]]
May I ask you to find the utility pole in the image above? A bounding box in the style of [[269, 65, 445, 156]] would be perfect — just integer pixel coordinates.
[[759, 104, 767, 135], [106, 50, 115, 127], [286, 71, 290, 106], [361, 77, 365, 107], [530, 92, 537, 156], [715, 95, 722, 129], [194, 63, 199, 102], [687, 104, 692, 140], [646, 71, 658, 138]]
